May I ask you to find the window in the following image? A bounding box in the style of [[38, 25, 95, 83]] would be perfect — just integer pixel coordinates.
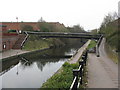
[[3, 42, 6, 49]]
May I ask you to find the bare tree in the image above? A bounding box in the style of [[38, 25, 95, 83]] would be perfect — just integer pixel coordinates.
[[38, 17, 45, 22]]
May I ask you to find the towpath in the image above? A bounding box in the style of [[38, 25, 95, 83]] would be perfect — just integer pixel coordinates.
[[69, 40, 91, 64], [88, 38, 118, 88]]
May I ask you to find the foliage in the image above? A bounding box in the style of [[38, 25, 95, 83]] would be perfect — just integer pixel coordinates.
[[21, 24, 33, 31], [37, 22, 69, 32], [105, 43, 118, 64], [23, 35, 51, 51], [38, 17, 46, 22], [90, 29, 98, 35], [67, 24, 86, 33], [23, 35, 67, 51], [98, 12, 119, 63], [37, 22, 52, 32], [99, 12, 119, 50], [87, 40, 97, 49], [41, 62, 79, 88]]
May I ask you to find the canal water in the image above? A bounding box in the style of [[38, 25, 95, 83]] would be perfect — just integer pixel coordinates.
[[0, 41, 86, 88]]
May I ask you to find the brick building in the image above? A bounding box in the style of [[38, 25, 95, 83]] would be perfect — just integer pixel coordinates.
[[0, 22, 64, 51], [2, 22, 40, 31], [0, 25, 19, 52], [2, 22, 63, 31]]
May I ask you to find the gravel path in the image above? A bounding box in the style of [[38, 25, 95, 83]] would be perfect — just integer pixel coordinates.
[[88, 38, 118, 88]]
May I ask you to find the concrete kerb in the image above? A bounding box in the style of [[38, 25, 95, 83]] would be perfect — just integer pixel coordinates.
[[1, 47, 50, 61], [68, 40, 91, 64]]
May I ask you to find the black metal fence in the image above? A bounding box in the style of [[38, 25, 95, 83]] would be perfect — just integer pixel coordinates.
[[70, 50, 88, 90]]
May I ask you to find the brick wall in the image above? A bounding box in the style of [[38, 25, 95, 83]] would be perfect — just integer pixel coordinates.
[[1, 35, 19, 51], [2, 22, 63, 31], [2, 22, 39, 31]]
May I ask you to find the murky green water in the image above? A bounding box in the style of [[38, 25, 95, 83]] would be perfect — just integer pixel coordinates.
[[0, 41, 85, 88]]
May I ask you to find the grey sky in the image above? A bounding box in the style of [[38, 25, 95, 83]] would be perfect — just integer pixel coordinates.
[[0, 0, 119, 30]]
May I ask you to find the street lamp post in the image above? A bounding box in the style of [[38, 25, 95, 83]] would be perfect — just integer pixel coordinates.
[[16, 17, 18, 33]]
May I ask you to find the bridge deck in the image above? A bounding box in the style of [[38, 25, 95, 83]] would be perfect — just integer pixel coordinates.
[[23, 31, 101, 39]]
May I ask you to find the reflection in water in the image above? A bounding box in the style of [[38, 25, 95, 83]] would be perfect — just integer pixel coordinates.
[[1, 40, 85, 88]]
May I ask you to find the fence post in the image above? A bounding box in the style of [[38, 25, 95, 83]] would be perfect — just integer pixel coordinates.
[[79, 60, 84, 85], [86, 50, 88, 60], [82, 55, 86, 65], [73, 69, 79, 89], [84, 50, 88, 65]]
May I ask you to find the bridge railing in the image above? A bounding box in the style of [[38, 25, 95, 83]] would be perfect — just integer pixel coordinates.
[[22, 31, 101, 39], [70, 50, 88, 90], [21, 31, 29, 49]]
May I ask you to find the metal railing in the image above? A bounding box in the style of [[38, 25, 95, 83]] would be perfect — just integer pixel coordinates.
[[70, 50, 88, 90], [21, 31, 29, 49], [96, 35, 103, 57], [22, 31, 101, 39]]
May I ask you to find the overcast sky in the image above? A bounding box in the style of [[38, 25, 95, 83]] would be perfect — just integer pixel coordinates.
[[0, 0, 119, 30]]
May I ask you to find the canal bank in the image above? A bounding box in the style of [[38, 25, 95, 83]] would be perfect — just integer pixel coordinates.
[[41, 40, 91, 88], [0, 49, 29, 60], [68, 40, 91, 64], [1, 41, 84, 88], [1, 47, 50, 61]]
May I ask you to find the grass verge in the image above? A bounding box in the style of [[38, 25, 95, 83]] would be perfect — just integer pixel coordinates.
[[87, 40, 97, 50], [23, 39, 50, 51], [23, 35, 52, 51], [41, 54, 88, 88], [41, 62, 79, 88]]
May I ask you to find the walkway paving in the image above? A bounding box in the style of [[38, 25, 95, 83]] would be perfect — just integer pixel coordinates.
[[88, 38, 118, 88], [0, 49, 29, 60], [69, 40, 91, 64]]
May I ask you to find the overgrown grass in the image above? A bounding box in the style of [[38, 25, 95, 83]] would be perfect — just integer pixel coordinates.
[[87, 40, 97, 49], [23, 39, 50, 51], [23, 35, 68, 51], [105, 43, 118, 64], [41, 61, 88, 89], [41, 62, 79, 88]]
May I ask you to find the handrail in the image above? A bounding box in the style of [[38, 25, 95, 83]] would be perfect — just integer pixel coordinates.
[[70, 50, 88, 90], [70, 76, 77, 90], [77, 77, 81, 88], [78, 65, 82, 70], [22, 31, 101, 39], [21, 31, 29, 49], [96, 35, 103, 57]]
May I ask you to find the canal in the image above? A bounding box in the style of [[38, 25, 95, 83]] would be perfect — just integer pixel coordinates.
[[0, 40, 86, 88]]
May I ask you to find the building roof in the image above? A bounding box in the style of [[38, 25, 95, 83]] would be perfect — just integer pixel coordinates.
[[2, 22, 39, 30]]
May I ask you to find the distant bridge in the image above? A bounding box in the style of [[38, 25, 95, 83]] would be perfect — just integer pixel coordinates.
[[23, 31, 101, 40]]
